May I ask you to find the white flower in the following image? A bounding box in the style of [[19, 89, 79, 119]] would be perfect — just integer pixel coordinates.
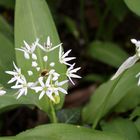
[[36, 67, 40, 71], [37, 36, 62, 52], [59, 46, 75, 66], [111, 39, 140, 80], [32, 61, 38, 67], [16, 39, 38, 60], [66, 63, 81, 85], [27, 70, 33, 76], [5, 62, 23, 85], [0, 88, 6, 96], [5, 37, 82, 101], [32, 76, 68, 102], [43, 56, 48, 62], [131, 39, 140, 57], [11, 76, 33, 99], [50, 62, 55, 67], [48, 69, 60, 81]]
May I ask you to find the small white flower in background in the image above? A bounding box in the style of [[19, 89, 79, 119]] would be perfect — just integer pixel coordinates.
[[66, 63, 81, 85], [5, 62, 23, 85], [59, 46, 76, 66], [11, 76, 34, 99], [16, 39, 38, 60], [111, 39, 140, 80], [0, 87, 6, 96], [6, 36, 81, 102]]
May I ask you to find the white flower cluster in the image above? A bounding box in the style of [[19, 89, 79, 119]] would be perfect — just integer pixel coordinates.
[[6, 36, 81, 103], [111, 39, 140, 85]]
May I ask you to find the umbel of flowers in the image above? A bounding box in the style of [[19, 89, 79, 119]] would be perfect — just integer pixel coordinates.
[[4, 36, 81, 103]]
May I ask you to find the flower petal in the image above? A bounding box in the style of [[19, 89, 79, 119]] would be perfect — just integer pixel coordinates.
[[111, 55, 139, 80], [58, 87, 67, 94], [39, 91, 45, 100]]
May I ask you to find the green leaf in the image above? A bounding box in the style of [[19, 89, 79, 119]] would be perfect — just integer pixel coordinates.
[[134, 117, 140, 133], [0, 16, 14, 41], [0, 0, 15, 9], [124, 0, 140, 16], [82, 63, 140, 126], [64, 16, 80, 39], [88, 41, 128, 68], [114, 86, 140, 113], [130, 107, 140, 120], [106, 0, 128, 21], [0, 32, 15, 87], [0, 89, 38, 113], [0, 124, 126, 140], [0, 16, 15, 87], [83, 74, 106, 83], [15, 0, 67, 114], [101, 118, 140, 140], [57, 108, 81, 124]]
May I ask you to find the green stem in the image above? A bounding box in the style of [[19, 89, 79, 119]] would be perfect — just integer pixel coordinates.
[[49, 99, 58, 123], [80, 0, 89, 43], [95, 6, 110, 39]]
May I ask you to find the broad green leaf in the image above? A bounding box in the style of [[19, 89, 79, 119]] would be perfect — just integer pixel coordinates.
[[82, 63, 140, 126], [124, 0, 140, 16], [0, 16, 14, 41], [114, 86, 140, 113], [57, 108, 81, 124], [15, 0, 67, 114], [0, 124, 125, 140], [0, 32, 15, 87], [0, 89, 37, 113], [101, 118, 140, 140], [88, 41, 128, 68]]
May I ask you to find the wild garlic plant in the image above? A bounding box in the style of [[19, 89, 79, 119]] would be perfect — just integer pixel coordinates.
[[5, 36, 81, 103], [111, 39, 140, 85]]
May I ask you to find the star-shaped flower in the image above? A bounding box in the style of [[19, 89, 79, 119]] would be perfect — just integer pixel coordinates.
[[37, 36, 62, 52], [11, 76, 34, 99], [59, 46, 75, 66], [66, 63, 81, 85], [5, 62, 23, 85], [48, 69, 60, 81], [16, 39, 38, 60], [32, 76, 68, 102]]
